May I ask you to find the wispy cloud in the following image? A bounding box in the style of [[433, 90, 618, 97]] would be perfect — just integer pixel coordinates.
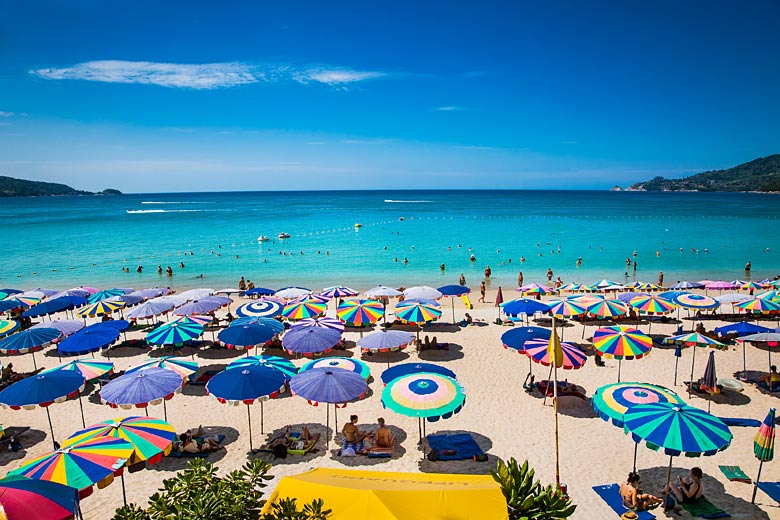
[[0, 111, 15, 117], [433, 105, 466, 112], [30, 60, 387, 90]]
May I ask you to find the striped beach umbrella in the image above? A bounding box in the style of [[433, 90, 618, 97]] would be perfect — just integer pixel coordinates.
[[126, 300, 174, 320], [673, 293, 719, 310], [282, 326, 341, 357], [146, 319, 203, 347], [757, 290, 780, 302], [77, 300, 125, 318], [593, 326, 653, 382], [126, 356, 198, 379], [522, 338, 587, 370], [87, 289, 127, 304], [321, 286, 358, 299], [699, 350, 719, 412], [0, 319, 19, 338], [628, 295, 676, 315], [569, 293, 605, 306], [752, 408, 776, 503], [173, 296, 231, 317], [227, 355, 298, 379], [742, 281, 767, 291], [547, 299, 587, 318], [587, 299, 628, 319], [357, 329, 415, 357], [336, 299, 384, 326], [293, 316, 345, 332], [63, 416, 175, 466], [169, 314, 213, 327], [0, 328, 61, 369], [519, 283, 557, 296], [558, 282, 582, 292], [44, 359, 114, 382], [735, 297, 780, 314], [33, 319, 86, 337], [236, 300, 283, 318], [0, 475, 79, 520], [281, 299, 327, 321], [394, 300, 442, 324], [301, 357, 371, 380]]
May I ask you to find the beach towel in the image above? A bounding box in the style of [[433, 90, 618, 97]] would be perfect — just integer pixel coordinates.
[[591, 484, 655, 520], [718, 465, 751, 483], [680, 496, 730, 518], [168, 434, 225, 458], [718, 417, 760, 428], [426, 433, 485, 461], [756, 481, 780, 503]]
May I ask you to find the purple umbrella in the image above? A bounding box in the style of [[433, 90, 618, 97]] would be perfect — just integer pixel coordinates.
[[292, 317, 345, 332], [700, 350, 718, 413], [31, 320, 85, 337], [282, 326, 342, 357], [100, 367, 183, 421], [127, 299, 174, 320], [173, 296, 230, 316]]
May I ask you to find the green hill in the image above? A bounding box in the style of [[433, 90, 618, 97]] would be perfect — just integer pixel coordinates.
[[629, 154, 780, 192], [0, 176, 122, 197]]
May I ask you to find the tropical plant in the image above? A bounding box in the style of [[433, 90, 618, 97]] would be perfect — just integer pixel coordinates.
[[491, 458, 576, 520]]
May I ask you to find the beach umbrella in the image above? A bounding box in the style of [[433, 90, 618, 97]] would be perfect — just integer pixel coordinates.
[[380, 362, 457, 385], [77, 300, 125, 318], [232, 316, 285, 333], [0, 288, 22, 299], [674, 344, 683, 385], [173, 296, 231, 317], [623, 402, 731, 510], [593, 326, 653, 382], [365, 285, 402, 298], [227, 355, 298, 378], [128, 287, 171, 300], [0, 300, 30, 313], [735, 297, 780, 315], [214, 288, 242, 296], [289, 367, 368, 447], [126, 300, 174, 320], [737, 332, 780, 385], [522, 339, 587, 370], [31, 320, 84, 337], [357, 329, 415, 366], [112, 294, 142, 309], [669, 281, 704, 289], [757, 290, 780, 302], [100, 367, 183, 421], [275, 287, 311, 300], [12, 291, 45, 304], [146, 318, 203, 347], [628, 295, 676, 323], [0, 475, 79, 520], [154, 294, 188, 307], [0, 328, 61, 369], [242, 287, 276, 297], [44, 359, 114, 383], [9, 436, 132, 494], [336, 299, 384, 327], [716, 293, 752, 305], [501, 298, 551, 323], [92, 319, 130, 333], [207, 365, 288, 447], [395, 299, 442, 324], [301, 357, 371, 380], [592, 382, 685, 471], [403, 286, 443, 301], [217, 322, 277, 351], [569, 292, 605, 306], [436, 285, 470, 323], [714, 322, 771, 337], [752, 408, 776, 503], [281, 299, 327, 321], [236, 300, 284, 318], [704, 281, 735, 292], [170, 314, 213, 327], [321, 286, 358, 299], [381, 372, 465, 445], [699, 351, 719, 412], [177, 288, 214, 301], [22, 297, 84, 319], [672, 293, 719, 310], [665, 332, 726, 397], [518, 283, 557, 296], [558, 282, 582, 292], [547, 299, 587, 319], [282, 326, 341, 357], [0, 319, 19, 337], [0, 370, 86, 445], [57, 326, 120, 357], [126, 356, 198, 379], [587, 299, 628, 319], [742, 281, 767, 292], [87, 289, 127, 304], [618, 292, 650, 304], [501, 326, 551, 353], [292, 317, 344, 332], [495, 286, 504, 320]]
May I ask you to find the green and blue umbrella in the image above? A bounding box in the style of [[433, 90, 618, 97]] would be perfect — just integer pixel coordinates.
[[227, 355, 298, 379], [593, 382, 684, 427], [146, 318, 203, 347], [88, 289, 127, 304], [0, 319, 19, 337]]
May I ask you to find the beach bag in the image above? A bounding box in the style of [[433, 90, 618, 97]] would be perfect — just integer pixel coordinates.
[[273, 444, 288, 459]]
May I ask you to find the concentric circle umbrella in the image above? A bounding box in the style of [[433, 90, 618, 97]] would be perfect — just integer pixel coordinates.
[[665, 332, 726, 397], [282, 326, 341, 357], [31, 320, 84, 337], [77, 300, 125, 318], [0, 319, 19, 337], [88, 289, 127, 304], [752, 408, 776, 503], [623, 402, 731, 510], [403, 286, 443, 301], [735, 297, 780, 315], [336, 299, 384, 327], [44, 358, 114, 382], [100, 368, 183, 421], [522, 339, 587, 370], [275, 287, 312, 300], [236, 300, 284, 318], [57, 326, 120, 357], [282, 299, 327, 321], [8, 437, 133, 493], [0, 327, 61, 369], [126, 300, 174, 320], [232, 316, 285, 333], [673, 293, 719, 310], [146, 319, 203, 347], [227, 355, 298, 378], [293, 316, 344, 332], [126, 356, 198, 379], [593, 326, 653, 382], [0, 370, 86, 446], [381, 362, 457, 385], [301, 357, 370, 380], [217, 322, 276, 351], [699, 350, 719, 412], [289, 367, 368, 447], [207, 365, 289, 447], [173, 296, 231, 317], [0, 475, 79, 520], [321, 286, 357, 299]]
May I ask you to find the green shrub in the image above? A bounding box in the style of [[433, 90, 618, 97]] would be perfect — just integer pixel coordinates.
[[491, 458, 576, 520]]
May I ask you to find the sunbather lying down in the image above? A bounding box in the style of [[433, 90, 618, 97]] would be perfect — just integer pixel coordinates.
[[173, 426, 222, 454]]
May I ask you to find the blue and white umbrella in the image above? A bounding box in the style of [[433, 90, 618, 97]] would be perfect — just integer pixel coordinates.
[[235, 300, 283, 318], [0, 328, 61, 369]]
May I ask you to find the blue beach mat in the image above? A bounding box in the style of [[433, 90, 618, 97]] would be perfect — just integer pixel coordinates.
[[592, 484, 656, 519], [426, 433, 485, 461], [718, 417, 761, 428], [756, 482, 780, 503]]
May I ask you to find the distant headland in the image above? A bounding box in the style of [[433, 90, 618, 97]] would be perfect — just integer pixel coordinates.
[[0, 176, 121, 197]]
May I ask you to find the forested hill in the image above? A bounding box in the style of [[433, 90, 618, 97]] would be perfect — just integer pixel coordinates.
[[628, 154, 780, 192], [0, 176, 121, 197]]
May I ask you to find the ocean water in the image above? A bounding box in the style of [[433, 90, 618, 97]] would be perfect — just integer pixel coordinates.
[[1, 190, 779, 291]]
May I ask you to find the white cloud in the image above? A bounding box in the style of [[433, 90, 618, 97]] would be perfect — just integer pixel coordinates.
[[433, 105, 465, 112], [0, 111, 14, 117], [30, 60, 387, 90]]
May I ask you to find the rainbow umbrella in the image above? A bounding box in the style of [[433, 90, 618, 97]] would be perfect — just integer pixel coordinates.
[[292, 316, 345, 332], [673, 293, 719, 310], [146, 319, 203, 347], [547, 299, 587, 318], [0, 319, 20, 338], [281, 299, 327, 321], [394, 300, 442, 324], [44, 359, 114, 382], [336, 299, 384, 327], [0, 327, 61, 369], [8, 437, 133, 492], [519, 283, 557, 296], [752, 408, 776, 503], [126, 356, 198, 379], [628, 295, 676, 315], [77, 300, 125, 318], [522, 339, 587, 370], [587, 299, 628, 319], [593, 326, 653, 382], [558, 282, 582, 292], [0, 475, 79, 520], [8, 294, 42, 307], [742, 281, 767, 291], [301, 357, 371, 380], [735, 297, 780, 314], [227, 355, 298, 379]]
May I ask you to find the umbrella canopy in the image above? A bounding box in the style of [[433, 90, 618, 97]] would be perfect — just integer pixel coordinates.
[[206, 365, 289, 405], [63, 416, 176, 464], [128, 287, 172, 300], [145, 319, 203, 346], [8, 437, 133, 491], [518, 283, 557, 296], [546, 299, 586, 318], [44, 359, 114, 382], [22, 297, 85, 318], [321, 286, 358, 299], [587, 299, 628, 319], [227, 356, 298, 378], [365, 286, 402, 298], [126, 300, 174, 320], [336, 299, 384, 326], [30, 320, 84, 337], [0, 319, 20, 337], [92, 320, 130, 333], [742, 281, 767, 291], [126, 357, 198, 379], [501, 298, 551, 317], [77, 300, 125, 318], [177, 288, 215, 301], [58, 327, 120, 357], [592, 382, 684, 427], [558, 282, 582, 292], [214, 288, 242, 295], [381, 372, 465, 420], [665, 332, 726, 349], [289, 367, 368, 405], [757, 290, 780, 302], [700, 351, 719, 397], [705, 281, 735, 291], [282, 326, 341, 356], [628, 295, 676, 315], [282, 299, 327, 321], [87, 289, 128, 304], [357, 329, 415, 353], [242, 287, 276, 297], [100, 368, 183, 409], [618, 292, 650, 304], [301, 357, 371, 380], [437, 285, 471, 297], [501, 326, 551, 353], [714, 322, 772, 337], [380, 363, 457, 385], [593, 326, 653, 359], [736, 297, 780, 314], [217, 322, 276, 350], [522, 339, 587, 369], [755, 408, 776, 462], [737, 332, 780, 344], [0, 475, 79, 520], [623, 402, 732, 456], [670, 281, 705, 289], [275, 287, 312, 300], [0, 371, 84, 409], [232, 316, 285, 333], [394, 300, 442, 324], [716, 293, 753, 304], [293, 317, 345, 332], [673, 293, 719, 310], [0, 328, 60, 355], [236, 300, 284, 318], [403, 286, 443, 301], [173, 296, 231, 316]]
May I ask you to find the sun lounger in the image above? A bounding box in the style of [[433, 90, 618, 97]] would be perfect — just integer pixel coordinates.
[[592, 484, 655, 519], [680, 496, 730, 518], [718, 418, 760, 428], [426, 433, 486, 461], [756, 481, 780, 503], [534, 380, 587, 399], [367, 434, 397, 458], [168, 434, 225, 458], [718, 466, 750, 483], [287, 430, 320, 455], [189, 369, 219, 386]]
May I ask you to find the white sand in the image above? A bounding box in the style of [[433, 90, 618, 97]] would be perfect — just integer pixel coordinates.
[[1, 288, 778, 519]]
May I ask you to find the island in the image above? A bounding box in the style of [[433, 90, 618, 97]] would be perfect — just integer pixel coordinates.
[[0, 176, 122, 197], [627, 154, 780, 192]]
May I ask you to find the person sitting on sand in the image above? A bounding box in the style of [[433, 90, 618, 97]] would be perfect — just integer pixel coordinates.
[[620, 472, 662, 511], [342, 415, 368, 453], [761, 365, 780, 387], [175, 426, 221, 453], [662, 467, 703, 506], [371, 418, 393, 448]]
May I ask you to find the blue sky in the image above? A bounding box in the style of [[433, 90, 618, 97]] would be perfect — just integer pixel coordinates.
[[1, 1, 778, 192]]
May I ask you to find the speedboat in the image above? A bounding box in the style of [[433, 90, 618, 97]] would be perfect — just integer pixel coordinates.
[[278, 232, 291, 239], [257, 235, 271, 242], [354, 223, 363, 228]]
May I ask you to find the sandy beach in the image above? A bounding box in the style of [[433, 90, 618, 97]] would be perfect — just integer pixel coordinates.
[[1, 287, 779, 520]]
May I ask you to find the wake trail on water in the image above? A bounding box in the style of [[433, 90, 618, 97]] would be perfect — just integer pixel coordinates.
[[141, 201, 215, 204], [126, 209, 232, 214], [384, 199, 432, 203]]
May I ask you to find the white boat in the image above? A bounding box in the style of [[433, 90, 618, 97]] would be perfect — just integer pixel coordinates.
[[278, 232, 291, 239], [257, 235, 271, 242]]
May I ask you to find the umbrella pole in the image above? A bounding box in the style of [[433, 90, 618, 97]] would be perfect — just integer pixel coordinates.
[[45, 407, 56, 448], [742, 343, 747, 381], [32, 351, 37, 370], [121, 472, 127, 506], [78, 394, 86, 428], [246, 404, 253, 451], [663, 455, 674, 512], [688, 347, 697, 398], [334, 405, 339, 433], [632, 442, 638, 473], [752, 460, 764, 503], [260, 400, 264, 434], [451, 298, 455, 324], [617, 359, 622, 383], [326, 403, 330, 451], [553, 346, 560, 488], [163, 400, 168, 422], [674, 355, 680, 386]]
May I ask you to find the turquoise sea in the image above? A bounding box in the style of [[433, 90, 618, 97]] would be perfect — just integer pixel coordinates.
[[1, 190, 779, 291]]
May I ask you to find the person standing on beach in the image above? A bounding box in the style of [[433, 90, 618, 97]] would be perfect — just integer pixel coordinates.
[[238, 277, 246, 291], [517, 272, 524, 287], [479, 281, 486, 303], [745, 261, 751, 277], [459, 273, 466, 286], [484, 265, 492, 278], [546, 268, 553, 282], [658, 271, 664, 286]]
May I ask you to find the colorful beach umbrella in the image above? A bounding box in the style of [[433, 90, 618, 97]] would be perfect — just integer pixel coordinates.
[[126, 356, 198, 379], [752, 408, 776, 503], [593, 326, 653, 382], [0, 328, 61, 369], [665, 332, 726, 397], [628, 295, 676, 315], [522, 339, 587, 370], [587, 299, 628, 319], [87, 289, 127, 304], [735, 297, 780, 314], [0, 319, 20, 338], [0, 475, 79, 520], [282, 326, 341, 357], [321, 286, 358, 299], [742, 281, 767, 291], [336, 299, 384, 326], [546, 299, 587, 319], [145, 318, 203, 347], [57, 326, 120, 357], [63, 416, 175, 465], [380, 362, 457, 385], [301, 357, 371, 380], [292, 316, 345, 332], [518, 283, 557, 296], [672, 293, 719, 310], [217, 322, 276, 351], [77, 300, 125, 318], [100, 368, 183, 421], [227, 355, 298, 379], [699, 350, 719, 412], [281, 299, 327, 321], [394, 299, 442, 324], [44, 359, 114, 382]]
